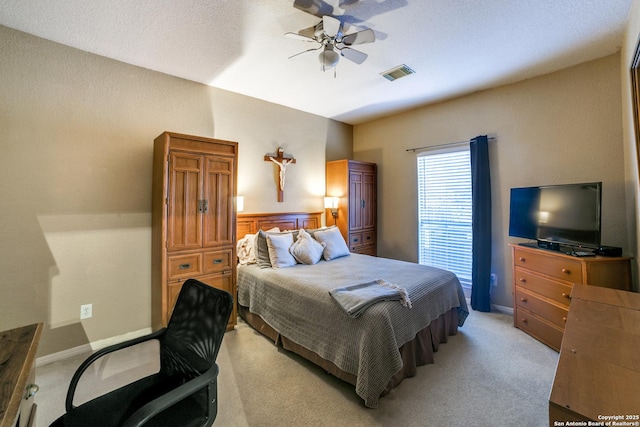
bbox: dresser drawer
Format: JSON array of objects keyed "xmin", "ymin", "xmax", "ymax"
[
  {"xmin": 167, "ymin": 253, "xmax": 202, "ymax": 280},
  {"xmin": 515, "ymin": 309, "xmax": 564, "ymax": 351},
  {"xmin": 349, "ymin": 232, "xmax": 363, "ymax": 247},
  {"xmin": 515, "ymin": 287, "xmax": 568, "ymax": 329},
  {"xmin": 203, "ymin": 249, "xmax": 233, "ymax": 274},
  {"xmin": 353, "ymin": 244, "xmax": 376, "ymax": 256},
  {"xmin": 362, "ymin": 231, "xmax": 376, "ymax": 246},
  {"xmin": 513, "ymin": 248, "xmax": 583, "ymax": 283},
  {"xmin": 514, "ymin": 267, "xmax": 573, "ymax": 307}
]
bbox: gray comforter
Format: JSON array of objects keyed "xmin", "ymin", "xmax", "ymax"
[{"xmin": 237, "ymin": 253, "xmax": 468, "ymax": 408}]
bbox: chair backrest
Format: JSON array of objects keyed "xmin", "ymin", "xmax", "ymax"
[{"xmin": 160, "ymin": 279, "xmax": 233, "ymax": 379}]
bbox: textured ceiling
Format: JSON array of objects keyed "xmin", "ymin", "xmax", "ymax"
[{"xmin": 0, "ymin": 0, "xmax": 632, "ymax": 124}]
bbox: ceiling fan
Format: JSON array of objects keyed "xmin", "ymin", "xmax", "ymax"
[{"xmin": 285, "ymin": 15, "xmax": 375, "ymax": 73}]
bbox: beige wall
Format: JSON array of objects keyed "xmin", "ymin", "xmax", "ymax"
[
  {"xmin": 353, "ymin": 53, "xmax": 630, "ymax": 308},
  {"xmin": 621, "ymin": 0, "xmax": 640, "ymax": 291},
  {"xmin": 0, "ymin": 25, "xmax": 352, "ymax": 356}
]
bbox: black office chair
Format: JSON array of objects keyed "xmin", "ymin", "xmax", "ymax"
[{"xmin": 50, "ymin": 279, "xmax": 233, "ymax": 427}]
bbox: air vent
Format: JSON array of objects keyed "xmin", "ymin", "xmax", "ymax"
[{"xmin": 381, "ymin": 64, "xmax": 415, "ymax": 81}]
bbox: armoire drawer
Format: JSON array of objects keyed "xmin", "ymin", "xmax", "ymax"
[
  {"xmin": 167, "ymin": 253, "xmax": 202, "ymax": 280},
  {"xmin": 513, "ymin": 248, "xmax": 583, "ymax": 283},
  {"xmin": 515, "ymin": 287, "xmax": 568, "ymax": 329},
  {"xmin": 514, "ymin": 267, "xmax": 573, "ymax": 307},
  {"xmin": 349, "ymin": 232, "xmax": 364, "ymax": 247},
  {"xmin": 203, "ymin": 249, "xmax": 233, "ymax": 274}
]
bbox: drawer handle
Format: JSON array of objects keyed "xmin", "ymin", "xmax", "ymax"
[
  {"xmin": 518, "ymin": 277, "xmax": 526, "ymax": 283},
  {"xmin": 179, "ymin": 263, "xmax": 191, "ymax": 270},
  {"xmin": 561, "ymin": 292, "xmax": 570, "ymax": 299},
  {"xmin": 26, "ymin": 383, "xmax": 39, "ymax": 399},
  {"xmin": 353, "ymin": 238, "xmax": 359, "ymax": 242},
  {"xmin": 520, "ymin": 297, "xmax": 527, "ymax": 303},
  {"xmin": 521, "ymin": 318, "xmax": 528, "ymax": 324},
  {"xmin": 562, "ymin": 317, "xmax": 567, "ymax": 322},
  {"xmin": 561, "ymin": 268, "xmax": 570, "ymax": 274},
  {"xmin": 519, "ymin": 257, "xmax": 526, "ymax": 262},
  {"xmin": 212, "ymin": 258, "xmax": 223, "ymax": 264},
  {"xmin": 366, "ymin": 236, "xmax": 371, "ymax": 240}
]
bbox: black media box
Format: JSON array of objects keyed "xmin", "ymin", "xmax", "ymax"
[
  {"xmin": 594, "ymin": 245, "xmax": 623, "ymax": 257},
  {"xmin": 537, "ymin": 241, "xmax": 560, "ymax": 251}
]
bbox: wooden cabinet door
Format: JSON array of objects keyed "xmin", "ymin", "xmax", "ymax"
[
  {"xmin": 349, "ymin": 168, "xmax": 375, "ymax": 232},
  {"xmin": 349, "ymin": 170, "xmax": 364, "ymax": 231},
  {"xmin": 361, "ymin": 170, "xmax": 376, "ymax": 229},
  {"xmin": 202, "ymin": 155, "xmax": 235, "ymax": 248},
  {"xmin": 168, "ymin": 152, "xmax": 203, "ymax": 251}
]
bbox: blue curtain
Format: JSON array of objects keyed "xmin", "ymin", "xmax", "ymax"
[{"xmin": 470, "ymin": 135, "xmax": 492, "ymax": 312}]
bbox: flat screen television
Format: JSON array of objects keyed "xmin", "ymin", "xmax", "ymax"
[{"xmin": 508, "ymin": 182, "xmax": 602, "ymax": 249}]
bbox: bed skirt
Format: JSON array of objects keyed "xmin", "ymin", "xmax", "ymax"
[{"xmin": 238, "ymin": 305, "xmax": 459, "ymax": 401}]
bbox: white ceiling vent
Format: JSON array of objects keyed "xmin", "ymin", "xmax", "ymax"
[{"xmin": 381, "ymin": 64, "xmax": 415, "ymax": 81}]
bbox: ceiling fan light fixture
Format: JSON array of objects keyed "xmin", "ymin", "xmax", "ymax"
[
  {"xmin": 319, "ymin": 48, "xmax": 339, "ymax": 69},
  {"xmin": 381, "ymin": 64, "xmax": 415, "ymax": 81}
]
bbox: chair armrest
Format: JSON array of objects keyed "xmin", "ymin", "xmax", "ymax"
[
  {"xmin": 65, "ymin": 328, "xmax": 166, "ymax": 412},
  {"xmin": 120, "ymin": 364, "xmax": 219, "ymax": 427}
]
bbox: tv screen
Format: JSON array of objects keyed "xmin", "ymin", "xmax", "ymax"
[{"xmin": 508, "ymin": 182, "xmax": 602, "ymax": 248}]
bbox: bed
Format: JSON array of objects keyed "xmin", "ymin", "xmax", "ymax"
[{"xmin": 236, "ymin": 212, "xmax": 469, "ymax": 408}]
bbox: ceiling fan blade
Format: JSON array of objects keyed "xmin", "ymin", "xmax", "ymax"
[
  {"xmin": 323, "ymin": 15, "xmax": 342, "ymax": 37},
  {"xmin": 284, "ymin": 32, "xmax": 316, "ymax": 42},
  {"xmin": 339, "ymin": 47, "xmax": 368, "ymax": 65},
  {"xmin": 342, "ymin": 28, "xmax": 375, "ymax": 46},
  {"xmin": 288, "ymin": 46, "xmax": 322, "ymax": 59},
  {"xmin": 293, "ymin": 0, "xmax": 334, "ymax": 18}
]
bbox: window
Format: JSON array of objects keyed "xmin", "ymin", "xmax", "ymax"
[{"xmin": 417, "ymin": 146, "xmax": 472, "ymax": 288}]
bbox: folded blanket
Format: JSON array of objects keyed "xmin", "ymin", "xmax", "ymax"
[{"xmin": 329, "ymin": 279, "xmax": 412, "ymax": 318}]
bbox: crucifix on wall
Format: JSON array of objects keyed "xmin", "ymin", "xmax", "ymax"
[{"xmin": 264, "ymin": 147, "xmax": 296, "ymax": 202}]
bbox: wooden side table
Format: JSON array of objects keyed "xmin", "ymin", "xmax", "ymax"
[{"xmin": 0, "ymin": 323, "xmax": 42, "ymax": 427}]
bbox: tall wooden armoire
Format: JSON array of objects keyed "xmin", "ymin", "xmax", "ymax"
[
  {"xmin": 326, "ymin": 160, "xmax": 377, "ymax": 256},
  {"xmin": 152, "ymin": 132, "xmax": 238, "ymax": 330}
]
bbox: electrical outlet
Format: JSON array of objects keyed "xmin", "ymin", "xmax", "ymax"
[
  {"xmin": 80, "ymin": 303, "xmax": 92, "ymax": 319},
  {"xmin": 490, "ymin": 273, "xmax": 497, "ymax": 288}
]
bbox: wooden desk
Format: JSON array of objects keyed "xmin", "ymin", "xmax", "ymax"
[
  {"xmin": 549, "ymin": 285, "xmax": 640, "ymax": 425},
  {"xmin": 0, "ymin": 323, "xmax": 42, "ymax": 427}
]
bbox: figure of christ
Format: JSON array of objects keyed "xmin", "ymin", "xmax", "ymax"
[{"xmin": 269, "ymin": 156, "xmax": 294, "ymax": 191}]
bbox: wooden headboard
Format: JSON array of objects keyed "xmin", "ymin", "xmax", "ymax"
[{"xmin": 237, "ymin": 212, "xmax": 323, "ymax": 237}]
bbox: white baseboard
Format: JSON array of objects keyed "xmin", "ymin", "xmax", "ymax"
[
  {"xmin": 491, "ymin": 304, "xmax": 514, "ymax": 315},
  {"xmin": 36, "ymin": 327, "xmax": 153, "ymax": 367},
  {"xmin": 465, "ymin": 297, "xmax": 514, "ymax": 315}
]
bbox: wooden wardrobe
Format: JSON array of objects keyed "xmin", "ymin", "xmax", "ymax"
[
  {"xmin": 326, "ymin": 160, "xmax": 377, "ymax": 256},
  {"xmin": 152, "ymin": 131, "xmax": 238, "ymax": 331}
]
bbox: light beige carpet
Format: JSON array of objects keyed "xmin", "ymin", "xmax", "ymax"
[{"xmin": 35, "ymin": 309, "xmax": 558, "ymax": 426}]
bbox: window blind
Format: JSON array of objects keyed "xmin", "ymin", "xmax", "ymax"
[{"xmin": 417, "ymin": 148, "xmax": 472, "ymax": 287}]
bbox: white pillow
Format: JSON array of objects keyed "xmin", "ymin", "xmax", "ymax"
[
  {"xmin": 266, "ymin": 232, "xmax": 297, "ymax": 268},
  {"xmin": 314, "ymin": 226, "xmax": 350, "ymax": 261},
  {"xmin": 289, "ymin": 229, "xmax": 325, "ymax": 265}
]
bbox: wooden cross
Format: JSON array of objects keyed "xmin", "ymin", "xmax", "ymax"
[{"xmin": 264, "ymin": 148, "xmax": 296, "ymax": 202}]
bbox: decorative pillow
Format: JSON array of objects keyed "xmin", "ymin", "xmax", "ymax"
[
  {"xmin": 255, "ymin": 227, "xmax": 280, "ymax": 268},
  {"xmin": 236, "ymin": 233, "xmax": 257, "ymax": 265},
  {"xmin": 289, "ymin": 228, "xmax": 325, "ymax": 265},
  {"xmin": 266, "ymin": 232, "xmax": 297, "ymax": 268},
  {"xmin": 304, "ymin": 225, "xmax": 335, "ymax": 239},
  {"xmin": 314, "ymin": 226, "xmax": 350, "ymax": 261}
]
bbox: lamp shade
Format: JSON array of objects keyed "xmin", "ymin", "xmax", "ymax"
[{"xmin": 324, "ymin": 196, "xmax": 339, "ymax": 209}]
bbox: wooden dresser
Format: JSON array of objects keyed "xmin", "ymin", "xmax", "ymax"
[
  {"xmin": 549, "ymin": 284, "xmax": 640, "ymax": 424},
  {"xmin": 510, "ymin": 244, "xmax": 631, "ymax": 351},
  {"xmin": 326, "ymin": 160, "xmax": 377, "ymax": 256},
  {"xmin": 152, "ymin": 132, "xmax": 238, "ymax": 331},
  {"xmin": 0, "ymin": 323, "xmax": 42, "ymax": 427}
]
